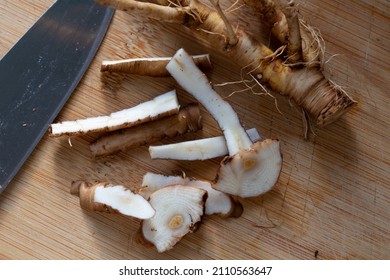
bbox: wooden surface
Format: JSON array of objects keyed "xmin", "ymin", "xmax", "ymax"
[{"xmin": 0, "ymin": 0, "xmax": 389, "ymax": 260}]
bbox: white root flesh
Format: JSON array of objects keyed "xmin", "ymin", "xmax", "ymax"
[
  {"xmin": 49, "ymin": 90, "xmax": 179, "ymax": 137},
  {"xmin": 215, "ymin": 138, "xmax": 282, "ymax": 197},
  {"xmin": 140, "ymin": 185, "xmax": 207, "ymax": 253},
  {"xmin": 140, "ymin": 172, "xmax": 190, "ymax": 198},
  {"xmin": 140, "ymin": 172, "xmax": 242, "ymax": 217},
  {"xmin": 167, "ymin": 49, "xmax": 253, "ymax": 156},
  {"xmin": 94, "ymin": 184, "xmax": 155, "ymax": 219},
  {"xmin": 166, "ymin": 48, "xmax": 282, "ymax": 197},
  {"xmin": 70, "ymin": 181, "xmax": 155, "ymax": 219},
  {"xmin": 149, "ymin": 128, "xmax": 261, "ymax": 160}
]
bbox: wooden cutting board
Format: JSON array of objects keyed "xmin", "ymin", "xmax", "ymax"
[{"xmin": 0, "ymin": 0, "xmax": 389, "ymax": 260}]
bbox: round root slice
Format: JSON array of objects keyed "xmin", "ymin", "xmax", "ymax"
[
  {"xmin": 140, "ymin": 172, "xmax": 242, "ymax": 217},
  {"xmin": 140, "ymin": 185, "xmax": 207, "ymax": 253},
  {"xmin": 214, "ymin": 139, "xmax": 282, "ymax": 198},
  {"xmin": 70, "ymin": 180, "xmax": 155, "ymax": 219}
]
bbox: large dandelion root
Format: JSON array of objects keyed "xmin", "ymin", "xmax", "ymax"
[{"xmin": 96, "ymin": 0, "xmax": 356, "ymax": 128}]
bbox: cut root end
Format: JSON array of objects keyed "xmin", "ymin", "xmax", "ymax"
[
  {"xmin": 49, "ymin": 90, "xmax": 180, "ymax": 137},
  {"xmin": 214, "ymin": 139, "xmax": 282, "ymax": 198},
  {"xmin": 70, "ymin": 180, "xmax": 155, "ymax": 219},
  {"xmin": 139, "ymin": 185, "xmax": 207, "ymax": 253}
]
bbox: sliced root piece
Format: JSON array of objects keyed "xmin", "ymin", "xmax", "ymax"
[
  {"xmin": 70, "ymin": 180, "xmax": 155, "ymax": 219},
  {"xmin": 90, "ymin": 103, "xmax": 202, "ymax": 157},
  {"xmin": 167, "ymin": 48, "xmax": 252, "ymax": 156},
  {"xmin": 101, "ymin": 54, "xmax": 212, "ymax": 76},
  {"xmin": 149, "ymin": 128, "xmax": 260, "ymax": 161},
  {"xmin": 139, "ymin": 185, "xmax": 207, "ymax": 252},
  {"xmin": 49, "ymin": 90, "xmax": 179, "ymax": 137},
  {"xmin": 166, "ymin": 48, "xmax": 282, "ymax": 197},
  {"xmin": 215, "ymin": 138, "xmax": 282, "ymax": 197},
  {"xmin": 140, "ymin": 172, "xmax": 243, "ymax": 217}
]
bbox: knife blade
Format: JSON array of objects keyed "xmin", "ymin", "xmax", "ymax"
[{"xmin": 0, "ymin": 0, "xmax": 114, "ymax": 193}]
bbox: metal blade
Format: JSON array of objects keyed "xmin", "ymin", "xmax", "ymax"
[{"xmin": 0, "ymin": 0, "xmax": 114, "ymax": 193}]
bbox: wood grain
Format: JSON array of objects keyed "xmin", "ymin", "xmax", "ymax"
[{"xmin": 0, "ymin": 0, "xmax": 389, "ymax": 259}]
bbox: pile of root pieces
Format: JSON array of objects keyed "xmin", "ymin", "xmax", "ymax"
[{"xmin": 50, "ymin": 0, "xmax": 356, "ymax": 253}]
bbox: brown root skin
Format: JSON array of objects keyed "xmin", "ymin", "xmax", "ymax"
[
  {"xmin": 96, "ymin": 0, "xmax": 190, "ymax": 23},
  {"xmin": 243, "ymin": 0, "xmax": 288, "ymax": 43},
  {"xmin": 244, "ymin": 0, "xmax": 322, "ymax": 66},
  {"xmin": 101, "ymin": 59, "xmax": 173, "ymax": 76},
  {"xmin": 90, "ymin": 103, "xmax": 202, "ymax": 157},
  {"xmin": 101, "ymin": 55, "xmax": 212, "ymax": 76},
  {"xmin": 282, "ymin": 3, "xmax": 303, "ymax": 65},
  {"xmin": 98, "ymin": 0, "xmax": 356, "ymax": 127},
  {"xmin": 70, "ymin": 180, "xmax": 120, "ymax": 214}
]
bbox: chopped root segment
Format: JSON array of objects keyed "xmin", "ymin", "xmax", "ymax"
[
  {"xmin": 49, "ymin": 90, "xmax": 179, "ymax": 137},
  {"xmin": 70, "ymin": 180, "xmax": 155, "ymax": 219},
  {"xmin": 167, "ymin": 48, "xmax": 253, "ymax": 156},
  {"xmin": 139, "ymin": 185, "xmax": 207, "ymax": 253},
  {"xmin": 90, "ymin": 103, "xmax": 203, "ymax": 157},
  {"xmin": 166, "ymin": 48, "xmax": 282, "ymax": 197},
  {"xmin": 140, "ymin": 172, "xmax": 243, "ymax": 217},
  {"xmin": 149, "ymin": 127, "xmax": 261, "ymax": 160},
  {"xmin": 101, "ymin": 54, "xmax": 212, "ymax": 77}
]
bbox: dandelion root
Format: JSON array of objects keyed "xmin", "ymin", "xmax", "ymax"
[{"xmin": 97, "ymin": 0, "xmax": 356, "ymax": 127}]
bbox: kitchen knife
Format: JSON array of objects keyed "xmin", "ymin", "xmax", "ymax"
[{"xmin": 0, "ymin": 0, "xmax": 114, "ymax": 193}]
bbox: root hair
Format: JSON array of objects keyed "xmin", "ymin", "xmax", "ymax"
[{"xmin": 299, "ymin": 19, "xmax": 326, "ymax": 66}]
